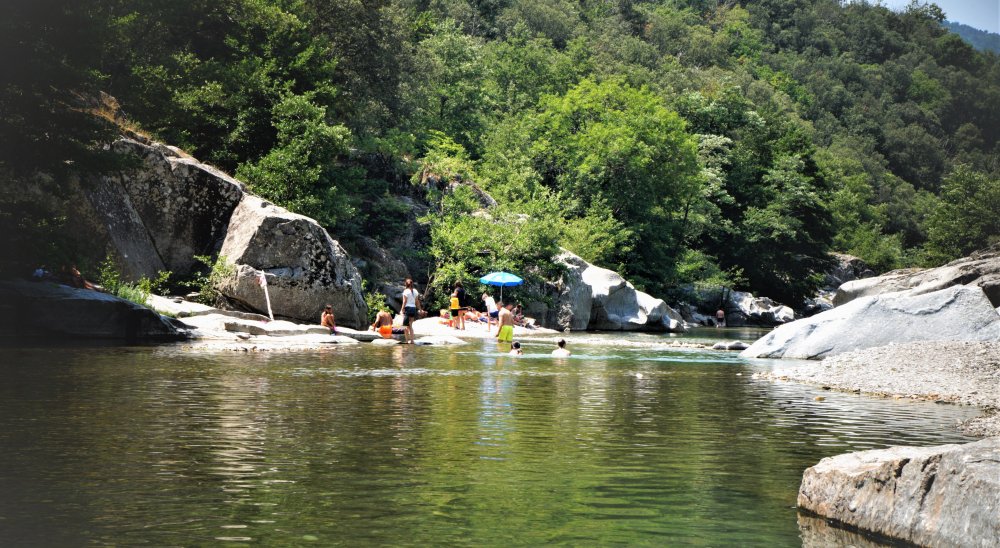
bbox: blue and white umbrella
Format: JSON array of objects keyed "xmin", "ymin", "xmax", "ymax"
[{"xmin": 479, "ymin": 271, "xmax": 523, "ymax": 303}]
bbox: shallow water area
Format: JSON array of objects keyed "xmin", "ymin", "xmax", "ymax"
[{"xmin": 0, "ymin": 330, "xmax": 979, "ymax": 546}]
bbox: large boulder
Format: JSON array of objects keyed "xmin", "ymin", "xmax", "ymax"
[
  {"xmin": 726, "ymin": 290, "xmax": 795, "ymax": 326},
  {"xmin": 85, "ymin": 139, "xmax": 245, "ymax": 278},
  {"xmin": 823, "ymin": 253, "xmax": 875, "ymax": 291},
  {"xmin": 533, "ymin": 250, "xmax": 685, "ymax": 332},
  {"xmin": 835, "ymin": 247, "xmax": 1000, "ymax": 307},
  {"xmin": 740, "ymin": 285, "xmax": 1000, "ymax": 359},
  {"xmin": 797, "ymin": 437, "xmax": 1000, "ymax": 547},
  {"xmin": 673, "ymin": 285, "xmax": 794, "ymax": 327},
  {"xmin": 0, "ymin": 280, "xmax": 183, "ymax": 341},
  {"xmin": 78, "ymin": 137, "xmax": 368, "ymax": 327},
  {"xmin": 218, "ymin": 196, "xmax": 367, "ymax": 328}
]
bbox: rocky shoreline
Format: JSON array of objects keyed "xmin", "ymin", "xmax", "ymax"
[{"xmin": 753, "ymin": 340, "xmax": 1000, "ymax": 437}]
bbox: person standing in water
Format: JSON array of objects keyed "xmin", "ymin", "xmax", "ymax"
[
  {"xmin": 496, "ymin": 303, "xmax": 514, "ymax": 344},
  {"xmin": 551, "ymin": 338, "xmax": 570, "ymax": 357},
  {"xmin": 400, "ymin": 278, "xmax": 422, "ymax": 344},
  {"xmin": 715, "ymin": 309, "xmax": 725, "ymax": 328},
  {"xmin": 509, "ymin": 341, "xmax": 523, "ymax": 355}
]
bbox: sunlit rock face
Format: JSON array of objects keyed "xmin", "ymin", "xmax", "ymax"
[
  {"xmin": 797, "ymin": 437, "xmax": 1000, "ymax": 547},
  {"xmin": 740, "ymin": 285, "xmax": 1000, "ymax": 360},
  {"xmin": 533, "ymin": 250, "xmax": 686, "ymax": 332},
  {"xmin": 834, "ymin": 247, "xmax": 1000, "ymax": 307},
  {"xmin": 219, "ymin": 196, "xmax": 366, "ymax": 328}
]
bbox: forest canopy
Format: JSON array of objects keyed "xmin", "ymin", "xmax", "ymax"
[{"xmin": 2, "ymin": 0, "xmax": 999, "ymax": 306}]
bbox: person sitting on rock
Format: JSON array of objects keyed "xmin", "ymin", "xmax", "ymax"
[
  {"xmin": 371, "ymin": 308, "xmax": 393, "ymax": 338},
  {"xmin": 321, "ymin": 304, "xmax": 337, "ymax": 333}
]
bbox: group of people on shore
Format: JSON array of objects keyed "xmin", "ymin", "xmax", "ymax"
[{"xmin": 325, "ymin": 278, "xmax": 569, "ymax": 355}]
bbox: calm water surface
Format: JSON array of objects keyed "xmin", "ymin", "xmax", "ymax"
[{"xmin": 0, "ymin": 330, "xmax": 979, "ymax": 546}]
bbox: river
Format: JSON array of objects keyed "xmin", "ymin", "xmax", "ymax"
[{"xmin": 0, "ymin": 329, "xmax": 979, "ymax": 546}]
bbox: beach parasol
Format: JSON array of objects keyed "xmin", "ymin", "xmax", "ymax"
[{"xmin": 479, "ymin": 271, "xmax": 523, "ymax": 303}]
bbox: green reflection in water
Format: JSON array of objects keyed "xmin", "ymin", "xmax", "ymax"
[{"xmin": 0, "ymin": 334, "xmax": 978, "ymax": 546}]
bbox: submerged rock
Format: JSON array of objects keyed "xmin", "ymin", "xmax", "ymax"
[
  {"xmin": 740, "ymin": 285, "xmax": 1000, "ymax": 359},
  {"xmin": 798, "ymin": 437, "xmax": 1000, "ymax": 547}
]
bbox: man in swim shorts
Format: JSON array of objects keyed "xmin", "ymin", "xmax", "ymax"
[
  {"xmin": 496, "ymin": 303, "xmax": 514, "ymax": 343},
  {"xmin": 371, "ymin": 308, "xmax": 394, "ymax": 338}
]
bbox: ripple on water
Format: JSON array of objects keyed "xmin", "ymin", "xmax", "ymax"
[{"xmin": 0, "ymin": 341, "xmax": 980, "ymax": 547}]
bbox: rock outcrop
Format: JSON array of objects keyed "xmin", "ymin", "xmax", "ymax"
[
  {"xmin": 0, "ymin": 280, "xmax": 184, "ymax": 341},
  {"xmin": 674, "ymin": 285, "xmax": 795, "ymax": 327},
  {"xmin": 532, "ymin": 250, "xmax": 686, "ymax": 332},
  {"xmin": 740, "ymin": 285, "xmax": 1000, "ymax": 359},
  {"xmin": 834, "ymin": 247, "xmax": 1000, "ymax": 307},
  {"xmin": 823, "ymin": 253, "xmax": 876, "ymax": 291},
  {"xmin": 80, "ymin": 137, "xmax": 368, "ymax": 327},
  {"xmin": 797, "ymin": 437, "xmax": 1000, "ymax": 547},
  {"xmin": 218, "ymin": 196, "xmax": 367, "ymax": 328},
  {"xmin": 726, "ymin": 290, "xmax": 795, "ymax": 326}
]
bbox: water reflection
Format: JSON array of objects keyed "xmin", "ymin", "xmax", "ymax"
[{"xmin": 0, "ymin": 338, "xmax": 980, "ymax": 546}]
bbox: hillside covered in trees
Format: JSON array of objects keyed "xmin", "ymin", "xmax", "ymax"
[{"xmin": 3, "ymin": 0, "xmax": 999, "ymax": 307}]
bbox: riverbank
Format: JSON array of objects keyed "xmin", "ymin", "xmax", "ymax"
[{"xmin": 753, "ymin": 340, "xmax": 1000, "ymax": 437}]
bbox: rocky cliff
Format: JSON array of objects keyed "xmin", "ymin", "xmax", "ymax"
[{"xmin": 81, "ymin": 137, "xmax": 368, "ymax": 327}]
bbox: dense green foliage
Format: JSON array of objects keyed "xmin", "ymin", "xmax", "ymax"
[
  {"xmin": 944, "ymin": 21, "xmax": 1000, "ymax": 54},
  {"xmin": 3, "ymin": 0, "xmax": 1000, "ymax": 306}
]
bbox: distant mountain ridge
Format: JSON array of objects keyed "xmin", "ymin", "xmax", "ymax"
[{"xmin": 944, "ymin": 20, "xmax": 1000, "ymax": 53}]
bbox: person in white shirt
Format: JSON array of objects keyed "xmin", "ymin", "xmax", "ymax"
[
  {"xmin": 400, "ymin": 278, "xmax": 422, "ymax": 344},
  {"xmin": 482, "ymin": 292, "xmax": 499, "ymax": 333}
]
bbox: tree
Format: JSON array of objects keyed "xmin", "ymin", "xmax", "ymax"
[
  {"xmin": 923, "ymin": 166, "xmax": 1000, "ymax": 264},
  {"xmin": 525, "ymin": 78, "xmax": 702, "ymax": 289},
  {"xmin": 235, "ymin": 94, "xmax": 354, "ymax": 228}
]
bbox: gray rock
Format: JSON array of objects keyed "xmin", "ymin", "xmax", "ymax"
[
  {"xmin": 97, "ymin": 139, "xmax": 244, "ymax": 277},
  {"xmin": 218, "ymin": 196, "xmax": 367, "ymax": 328},
  {"xmin": 797, "ymin": 437, "xmax": 1000, "ymax": 547},
  {"xmin": 835, "ymin": 247, "xmax": 1000, "ymax": 307},
  {"xmin": 545, "ymin": 251, "xmax": 593, "ymax": 330},
  {"xmin": 673, "ymin": 285, "xmax": 794, "ymax": 327},
  {"xmin": 822, "ymin": 253, "xmax": 875, "ymax": 291},
  {"xmin": 0, "ymin": 280, "xmax": 183, "ymax": 341},
  {"xmin": 712, "ymin": 340, "xmax": 749, "ymax": 351},
  {"xmin": 542, "ymin": 250, "xmax": 686, "ymax": 332},
  {"xmin": 727, "ymin": 290, "xmax": 795, "ymax": 326},
  {"xmin": 740, "ymin": 285, "xmax": 1000, "ymax": 359}
]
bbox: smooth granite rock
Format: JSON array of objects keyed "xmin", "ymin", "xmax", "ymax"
[
  {"xmin": 740, "ymin": 285, "xmax": 1000, "ymax": 359},
  {"xmin": 542, "ymin": 250, "xmax": 686, "ymax": 332},
  {"xmin": 0, "ymin": 280, "xmax": 183, "ymax": 341},
  {"xmin": 218, "ymin": 195, "xmax": 367, "ymax": 328},
  {"xmin": 798, "ymin": 437, "xmax": 1000, "ymax": 547},
  {"xmin": 835, "ymin": 247, "xmax": 1000, "ymax": 307}
]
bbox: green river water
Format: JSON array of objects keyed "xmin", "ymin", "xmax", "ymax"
[{"xmin": 0, "ymin": 329, "xmax": 980, "ymax": 546}]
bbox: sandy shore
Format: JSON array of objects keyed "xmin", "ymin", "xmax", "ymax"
[{"xmin": 754, "ymin": 341, "xmax": 1000, "ymax": 437}]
